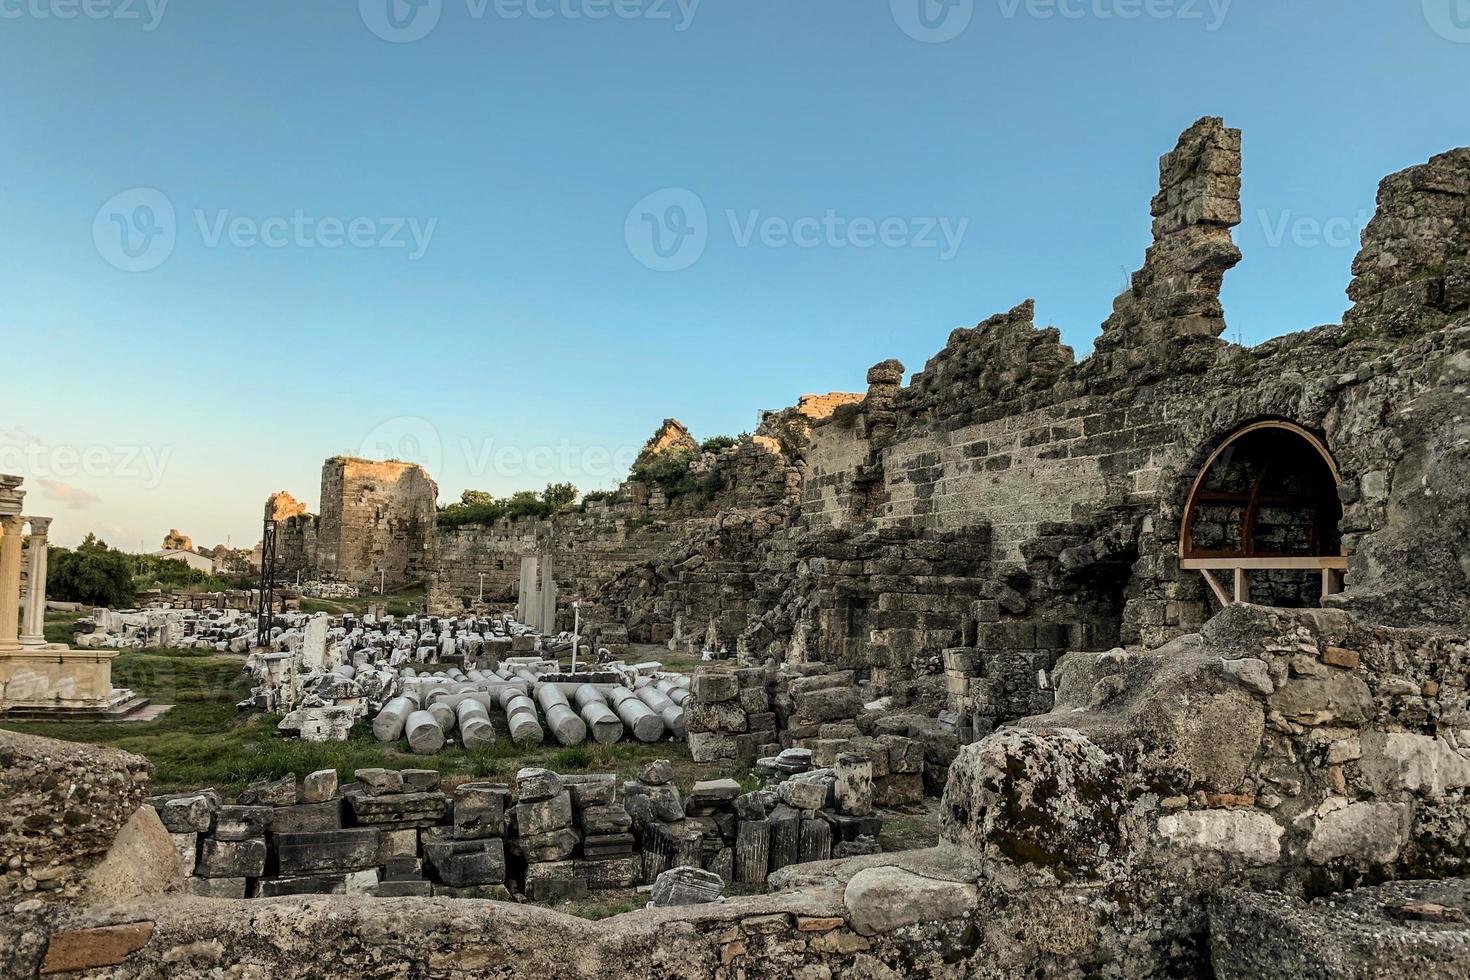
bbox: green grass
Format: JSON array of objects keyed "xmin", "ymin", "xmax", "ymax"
[
  {"xmin": 298, "ymin": 585, "xmax": 426, "ymax": 618},
  {"xmin": 2, "ymin": 611, "xmax": 733, "ymax": 797}
]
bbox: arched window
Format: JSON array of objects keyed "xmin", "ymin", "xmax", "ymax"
[{"xmin": 1179, "ymin": 421, "xmax": 1346, "ymax": 607}]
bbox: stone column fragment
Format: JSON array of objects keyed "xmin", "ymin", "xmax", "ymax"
[{"xmin": 734, "ymin": 818, "xmax": 770, "ymax": 884}]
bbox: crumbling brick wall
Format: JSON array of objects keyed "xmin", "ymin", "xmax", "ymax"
[{"xmin": 315, "ymin": 457, "xmax": 438, "ymax": 591}]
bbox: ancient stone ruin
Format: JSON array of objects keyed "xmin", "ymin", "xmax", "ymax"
[{"xmin": 4, "ymin": 119, "xmax": 1470, "ymax": 978}]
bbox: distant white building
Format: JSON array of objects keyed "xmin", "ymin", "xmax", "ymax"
[{"xmin": 150, "ymin": 549, "xmax": 214, "ymax": 573}]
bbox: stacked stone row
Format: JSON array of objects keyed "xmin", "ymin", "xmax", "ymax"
[
  {"xmin": 685, "ymin": 666, "xmax": 780, "ymax": 765},
  {"xmin": 692, "ymin": 661, "xmax": 957, "ymax": 805},
  {"xmin": 509, "ymin": 769, "xmax": 640, "ymax": 901},
  {"xmin": 623, "ymin": 758, "xmax": 886, "ymax": 890},
  {"xmin": 150, "ymin": 765, "xmax": 703, "ymax": 901},
  {"xmin": 151, "ymin": 767, "xmax": 513, "ymax": 899}
]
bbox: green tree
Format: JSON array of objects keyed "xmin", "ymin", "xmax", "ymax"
[
  {"xmin": 47, "ymin": 539, "xmax": 136, "ymax": 607},
  {"xmin": 459, "ymin": 489, "xmax": 494, "ymax": 508},
  {"xmin": 541, "ymin": 482, "xmax": 578, "ymax": 513}
]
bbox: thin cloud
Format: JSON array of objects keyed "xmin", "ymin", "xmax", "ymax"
[{"xmin": 35, "ymin": 479, "xmax": 101, "ymax": 510}]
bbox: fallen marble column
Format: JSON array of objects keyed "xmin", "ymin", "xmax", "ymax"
[
  {"xmin": 405, "ymin": 709, "xmax": 446, "ymax": 755},
  {"xmin": 633, "ymin": 685, "xmax": 686, "ymax": 737},
  {"xmin": 426, "ymin": 700, "xmax": 457, "ymax": 733},
  {"xmin": 455, "ymin": 699, "xmax": 496, "ymax": 750},
  {"xmin": 535, "ymin": 684, "xmax": 588, "ymax": 746},
  {"xmin": 609, "ymin": 686, "xmax": 665, "ymax": 742},
  {"xmin": 372, "ymin": 695, "xmax": 418, "ymax": 743},
  {"xmin": 498, "ymin": 689, "xmax": 545, "ymax": 746},
  {"xmin": 573, "ymin": 684, "xmax": 624, "ymax": 745}
]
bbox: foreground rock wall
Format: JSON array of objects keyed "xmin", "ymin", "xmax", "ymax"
[
  {"xmin": 0, "ymin": 732, "xmax": 152, "ymax": 902},
  {"xmin": 942, "ymin": 605, "xmax": 1470, "ymax": 900}
]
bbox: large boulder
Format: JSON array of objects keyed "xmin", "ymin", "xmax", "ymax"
[{"xmin": 941, "ymin": 728, "xmax": 1135, "ymax": 885}]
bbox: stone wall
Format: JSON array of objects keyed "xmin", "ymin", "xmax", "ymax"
[{"xmin": 315, "ymin": 457, "xmax": 439, "ymax": 591}]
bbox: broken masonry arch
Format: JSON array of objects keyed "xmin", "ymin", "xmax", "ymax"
[{"xmin": 1178, "ymin": 419, "xmax": 1346, "ymax": 609}]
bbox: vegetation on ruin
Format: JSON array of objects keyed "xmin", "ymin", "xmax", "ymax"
[
  {"xmin": 436, "ymin": 483, "xmax": 582, "ymax": 528},
  {"xmin": 699, "ymin": 434, "xmax": 741, "ymax": 453},
  {"xmin": 630, "ymin": 446, "xmax": 727, "ymax": 503}
]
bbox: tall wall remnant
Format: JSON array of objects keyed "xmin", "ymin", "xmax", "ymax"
[{"xmin": 315, "ymin": 457, "xmax": 438, "ymax": 591}]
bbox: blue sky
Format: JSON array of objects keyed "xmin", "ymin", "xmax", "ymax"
[{"xmin": 3, "ymin": 0, "xmax": 1468, "ymax": 549}]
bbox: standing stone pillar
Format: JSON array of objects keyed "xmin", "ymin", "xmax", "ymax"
[
  {"xmin": 516, "ymin": 556, "xmax": 538, "ymax": 625},
  {"xmin": 21, "ymin": 516, "xmax": 51, "ymax": 646},
  {"xmin": 537, "ymin": 550, "xmax": 557, "ymax": 633},
  {"xmin": 0, "ymin": 513, "xmax": 26, "ymax": 651}
]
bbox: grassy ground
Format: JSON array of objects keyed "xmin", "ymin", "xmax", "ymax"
[
  {"xmin": 2, "ymin": 612, "xmax": 729, "ymax": 797},
  {"xmin": 298, "ymin": 586, "xmax": 426, "ymax": 617}
]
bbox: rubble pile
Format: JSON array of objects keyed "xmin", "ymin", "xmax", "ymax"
[
  {"xmin": 74, "ymin": 607, "xmax": 259, "ymax": 651},
  {"xmin": 688, "ymin": 662, "xmax": 945, "ymax": 806}
]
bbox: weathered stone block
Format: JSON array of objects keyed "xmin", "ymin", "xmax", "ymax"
[
  {"xmin": 687, "ymin": 700, "xmax": 748, "ymax": 733},
  {"xmin": 575, "ymin": 855, "xmax": 641, "ymax": 890},
  {"xmin": 346, "ymin": 790, "xmax": 447, "ymax": 828},
  {"xmin": 515, "ymin": 790, "xmax": 573, "ymax": 836},
  {"xmin": 197, "ymin": 838, "xmax": 266, "ymax": 878},
  {"xmin": 691, "ymin": 672, "xmax": 739, "ymax": 703},
  {"xmin": 270, "ymin": 801, "xmax": 343, "ymax": 836},
  {"xmin": 214, "ymin": 806, "xmax": 271, "ymax": 841},
  {"xmin": 354, "ymin": 768, "xmax": 403, "ymax": 796},
  {"xmin": 516, "ymin": 767, "xmax": 562, "ymax": 801},
  {"xmin": 515, "ymin": 827, "xmax": 580, "ymax": 863},
  {"xmin": 185, "ymin": 875, "xmax": 247, "ymax": 898},
  {"xmin": 255, "ymin": 874, "xmax": 346, "ymax": 897},
  {"xmin": 274, "ymin": 828, "xmax": 381, "ymax": 875},
  {"xmin": 650, "ymin": 865, "xmax": 724, "ymax": 906},
  {"xmin": 301, "ymin": 769, "xmax": 339, "ymax": 804},
  {"xmin": 157, "ymin": 795, "xmax": 216, "ymax": 834},
  {"xmin": 239, "ymin": 775, "xmax": 298, "ymax": 808},
  {"xmin": 562, "ymin": 773, "xmax": 617, "ymax": 808},
  {"xmin": 401, "ymin": 769, "xmax": 441, "ymax": 793},
  {"xmin": 578, "ymin": 803, "xmax": 633, "ymax": 836},
  {"xmin": 452, "ymin": 782, "xmax": 508, "ymax": 838}
]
